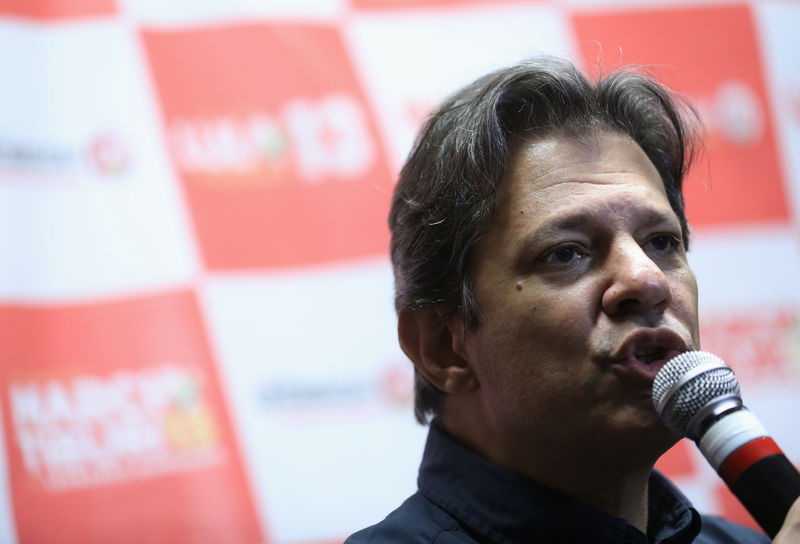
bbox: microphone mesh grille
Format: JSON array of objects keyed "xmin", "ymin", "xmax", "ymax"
[{"xmin": 652, "ymin": 351, "xmax": 741, "ymax": 436}]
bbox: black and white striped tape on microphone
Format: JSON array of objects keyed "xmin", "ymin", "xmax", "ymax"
[{"xmin": 653, "ymin": 351, "xmax": 800, "ymax": 538}]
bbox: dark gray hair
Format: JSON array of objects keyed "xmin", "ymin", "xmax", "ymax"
[{"xmin": 389, "ymin": 56, "xmax": 700, "ymax": 424}]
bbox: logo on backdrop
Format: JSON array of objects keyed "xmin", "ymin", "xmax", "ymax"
[
  {"xmin": 701, "ymin": 306, "xmax": 799, "ymax": 382},
  {"xmin": 0, "ymin": 132, "xmax": 131, "ymax": 182},
  {"xmin": 692, "ymin": 79, "xmax": 765, "ymax": 147},
  {"xmin": 257, "ymin": 360, "xmax": 413, "ymax": 414},
  {"xmin": 142, "ymin": 23, "xmax": 393, "ymax": 269},
  {"xmin": 169, "ymin": 93, "xmax": 374, "ymax": 184},
  {"xmin": 10, "ymin": 364, "xmax": 224, "ymax": 492},
  {"xmin": 791, "ymin": 87, "xmax": 800, "ymax": 130},
  {"xmin": 87, "ymin": 132, "xmax": 131, "ymax": 176}
]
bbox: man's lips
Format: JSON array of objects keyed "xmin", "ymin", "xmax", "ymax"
[{"xmin": 609, "ymin": 328, "xmax": 689, "ymax": 381}]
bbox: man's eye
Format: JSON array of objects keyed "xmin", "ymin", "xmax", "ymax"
[
  {"xmin": 647, "ymin": 234, "xmax": 681, "ymax": 252},
  {"xmin": 542, "ymin": 245, "xmax": 585, "ymax": 266},
  {"xmin": 554, "ymin": 247, "xmax": 578, "ymax": 263}
]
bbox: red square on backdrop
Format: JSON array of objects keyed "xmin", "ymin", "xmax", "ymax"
[
  {"xmin": 0, "ymin": 292, "xmax": 263, "ymax": 544},
  {"xmin": 142, "ymin": 24, "xmax": 394, "ymax": 270},
  {"xmin": 572, "ymin": 4, "xmax": 790, "ymax": 228},
  {"xmin": 0, "ymin": 0, "xmax": 115, "ymax": 18}
]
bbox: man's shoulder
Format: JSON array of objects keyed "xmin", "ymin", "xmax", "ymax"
[
  {"xmin": 696, "ymin": 515, "xmax": 770, "ymax": 544},
  {"xmin": 344, "ymin": 492, "xmax": 475, "ymax": 544}
]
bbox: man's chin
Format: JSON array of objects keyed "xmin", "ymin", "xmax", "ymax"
[
  {"xmin": 642, "ymin": 427, "xmax": 682, "ymax": 465},
  {"xmin": 603, "ymin": 417, "xmax": 682, "ymax": 466}
]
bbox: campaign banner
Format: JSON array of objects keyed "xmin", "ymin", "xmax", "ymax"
[
  {"xmin": 0, "ymin": 291, "xmax": 263, "ymax": 543},
  {"xmin": 142, "ymin": 23, "xmax": 393, "ymax": 270}
]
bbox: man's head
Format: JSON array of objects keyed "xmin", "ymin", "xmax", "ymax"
[{"xmin": 390, "ymin": 57, "xmax": 700, "ymax": 427}]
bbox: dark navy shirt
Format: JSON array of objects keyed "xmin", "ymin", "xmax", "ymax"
[{"xmin": 346, "ymin": 422, "xmax": 770, "ymax": 543}]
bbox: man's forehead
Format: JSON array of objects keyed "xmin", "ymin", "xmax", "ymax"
[
  {"xmin": 488, "ymin": 131, "xmax": 674, "ymax": 238},
  {"xmin": 499, "ymin": 132, "xmax": 665, "ymax": 205},
  {"xmin": 508, "ymin": 131, "xmax": 661, "ymax": 186}
]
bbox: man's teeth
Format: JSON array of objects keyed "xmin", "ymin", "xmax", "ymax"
[{"xmin": 634, "ymin": 347, "xmax": 665, "ymax": 364}]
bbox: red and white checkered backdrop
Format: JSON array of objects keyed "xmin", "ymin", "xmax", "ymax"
[{"xmin": 0, "ymin": 0, "xmax": 798, "ymax": 542}]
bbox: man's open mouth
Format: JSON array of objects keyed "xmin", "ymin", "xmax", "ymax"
[{"xmin": 634, "ymin": 346, "xmax": 667, "ymax": 365}]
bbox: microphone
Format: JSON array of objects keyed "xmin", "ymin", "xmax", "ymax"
[{"xmin": 652, "ymin": 351, "xmax": 800, "ymax": 538}]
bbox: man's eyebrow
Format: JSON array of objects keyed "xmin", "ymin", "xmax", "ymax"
[
  {"xmin": 515, "ymin": 207, "xmax": 681, "ymax": 253},
  {"xmin": 514, "ymin": 213, "xmax": 593, "ymax": 256}
]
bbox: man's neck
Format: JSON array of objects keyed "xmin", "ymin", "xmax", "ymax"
[
  {"xmin": 440, "ymin": 412, "xmax": 658, "ymax": 534},
  {"xmin": 561, "ymin": 465, "xmax": 652, "ymax": 533},
  {"xmin": 502, "ymin": 439, "xmax": 654, "ymax": 533}
]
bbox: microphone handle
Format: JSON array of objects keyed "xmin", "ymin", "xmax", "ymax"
[
  {"xmin": 697, "ymin": 410, "xmax": 800, "ymax": 538},
  {"xmin": 725, "ymin": 451, "xmax": 800, "ymax": 538}
]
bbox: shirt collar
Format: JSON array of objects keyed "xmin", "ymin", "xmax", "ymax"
[{"xmin": 417, "ymin": 421, "xmax": 701, "ymax": 543}]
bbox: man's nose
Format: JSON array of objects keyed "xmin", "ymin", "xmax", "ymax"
[{"xmin": 601, "ymin": 239, "xmax": 672, "ymax": 317}]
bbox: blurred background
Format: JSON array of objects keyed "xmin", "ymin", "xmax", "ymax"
[{"xmin": 0, "ymin": 0, "xmax": 798, "ymax": 542}]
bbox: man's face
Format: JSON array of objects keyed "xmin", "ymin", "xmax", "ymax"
[{"xmin": 460, "ymin": 131, "xmax": 700, "ymax": 465}]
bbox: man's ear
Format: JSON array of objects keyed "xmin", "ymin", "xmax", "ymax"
[{"xmin": 397, "ymin": 306, "xmax": 477, "ymax": 394}]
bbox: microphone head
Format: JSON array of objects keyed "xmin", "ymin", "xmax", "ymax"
[{"xmin": 652, "ymin": 351, "xmax": 741, "ymax": 437}]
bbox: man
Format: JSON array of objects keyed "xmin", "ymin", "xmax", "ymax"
[{"xmin": 346, "ymin": 57, "xmax": 800, "ymax": 543}]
